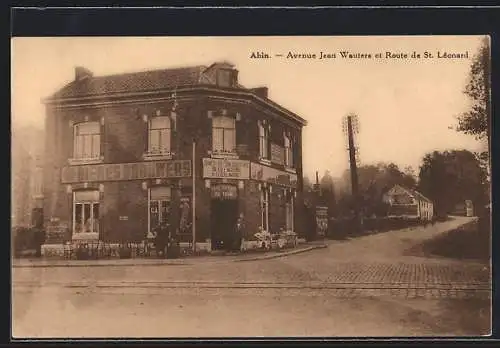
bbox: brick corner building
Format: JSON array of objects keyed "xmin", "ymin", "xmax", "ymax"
[{"xmin": 42, "ymin": 62, "xmax": 308, "ymax": 252}]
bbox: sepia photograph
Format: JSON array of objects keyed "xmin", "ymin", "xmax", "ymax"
[{"xmin": 11, "ymin": 35, "xmax": 491, "ymax": 338}]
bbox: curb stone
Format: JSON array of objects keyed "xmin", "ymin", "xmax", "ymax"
[{"xmin": 12, "ymin": 244, "xmax": 327, "ymax": 269}]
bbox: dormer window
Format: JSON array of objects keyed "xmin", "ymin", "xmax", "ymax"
[
  {"xmin": 148, "ymin": 116, "xmax": 172, "ymax": 155},
  {"xmin": 217, "ymin": 69, "xmax": 236, "ymax": 87}
]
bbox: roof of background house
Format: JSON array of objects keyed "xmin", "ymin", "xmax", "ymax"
[
  {"xmin": 409, "ymin": 189, "xmax": 433, "ymax": 204},
  {"xmin": 385, "ymin": 184, "xmax": 433, "ymax": 204}
]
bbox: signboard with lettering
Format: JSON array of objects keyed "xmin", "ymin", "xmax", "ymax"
[
  {"xmin": 61, "ymin": 160, "xmax": 192, "ymax": 184},
  {"xmin": 316, "ymin": 206, "xmax": 328, "ymax": 237},
  {"xmin": 202, "ymin": 158, "xmax": 250, "ymax": 179},
  {"xmin": 45, "ymin": 221, "xmax": 70, "ymax": 243},
  {"xmin": 250, "ymin": 163, "xmax": 298, "ymax": 188},
  {"xmin": 211, "ymin": 184, "xmax": 238, "ymax": 200},
  {"xmin": 270, "ymin": 143, "xmax": 284, "ymax": 165}
]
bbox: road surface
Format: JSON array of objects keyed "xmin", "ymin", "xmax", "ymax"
[{"xmin": 12, "ymin": 217, "xmax": 490, "ymax": 338}]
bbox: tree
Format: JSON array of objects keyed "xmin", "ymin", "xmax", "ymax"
[
  {"xmin": 455, "ymin": 37, "xmax": 491, "ymax": 178},
  {"xmin": 418, "ymin": 150, "xmax": 488, "ymax": 218},
  {"xmin": 319, "ymin": 170, "xmax": 337, "ymax": 217},
  {"xmin": 456, "ymin": 37, "xmax": 490, "ymax": 141},
  {"xmin": 336, "ymin": 162, "xmax": 417, "ymax": 217}
]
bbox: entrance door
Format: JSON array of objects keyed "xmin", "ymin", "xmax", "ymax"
[{"xmin": 210, "ymin": 185, "xmax": 238, "ymax": 251}]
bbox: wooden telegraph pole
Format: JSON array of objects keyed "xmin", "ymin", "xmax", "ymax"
[{"xmin": 343, "ymin": 113, "xmax": 362, "ymax": 234}]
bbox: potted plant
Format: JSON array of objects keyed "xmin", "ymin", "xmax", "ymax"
[{"xmin": 254, "ymin": 227, "xmax": 272, "ymax": 250}]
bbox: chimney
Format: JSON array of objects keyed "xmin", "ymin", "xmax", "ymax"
[
  {"xmin": 75, "ymin": 66, "xmax": 93, "ymax": 81},
  {"xmin": 250, "ymin": 87, "xmax": 268, "ymax": 99}
]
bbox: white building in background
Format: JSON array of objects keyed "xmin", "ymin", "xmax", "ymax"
[
  {"xmin": 382, "ymin": 184, "xmax": 434, "ymax": 221},
  {"xmin": 11, "ymin": 125, "xmax": 44, "ymax": 228}
]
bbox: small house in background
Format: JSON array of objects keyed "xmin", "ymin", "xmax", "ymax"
[
  {"xmin": 451, "ymin": 200, "xmax": 474, "ymax": 217},
  {"xmin": 382, "ymin": 184, "xmax": 434, "ymax": 221}
]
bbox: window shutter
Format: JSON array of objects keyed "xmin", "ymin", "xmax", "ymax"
[{"xmin": 236, "ymin": 115, "xmax": 246, "ymax": 145}]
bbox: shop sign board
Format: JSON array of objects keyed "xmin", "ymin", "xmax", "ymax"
[
  {"xmin": 250, "ymin": 162, "xmax": 298, "ymax": 188},
  {"xmin": 211, "ymin": 184, "xmax": 238, "ymax": 200},
  {"xmin": 61, "ymin": 160, "xmax": 192, "ymax": 184},
  {"xmin": 202, "ymin": 158, "xmax": 250, "ymax": 180}
]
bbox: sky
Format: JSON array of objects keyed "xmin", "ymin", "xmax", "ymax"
[{"xmin": 11, "ymin": 36, "xmax": 486, "ymax": 179}]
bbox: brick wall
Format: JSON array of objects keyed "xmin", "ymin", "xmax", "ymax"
[{"xmin": 43, "ymin": 93, "xmax": 305, "ymax": 244}]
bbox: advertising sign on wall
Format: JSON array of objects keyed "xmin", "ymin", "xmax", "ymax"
[
  {"xmin": 211, "ymin": 184, "xmax": 238, "ymax": 200},
  {"xmin": 315, "ymin": 206, "xmax": 328, "ymax": 237},
  {"xmin": 61, "ymin": 160, "xmax": 192, "ymax": 184},
  {"xmin": 202, "ymin": 158, "xmax": 250, "ymax": 179},
  {"xmin": 250, "ymin": 163, "xmax": 298, "ymax": 188}
]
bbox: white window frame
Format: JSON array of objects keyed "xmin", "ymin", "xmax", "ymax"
[
  {"xmin": 259, "ymin": 121, "xmax": 270, "ymax": 160},
  {"xmin": 212, "ymin": 115, "xmax": 236, "ymax": 155},
  {"xmin": 72, "ymin": 121, "xmax": 101, "ymax": 162},
  {"xmin": 284, "ymin": 132, "xmax": 294, "ymax": 169},
  {"xmin": 147, "ymin": 186, "xmax": 172, "ymax": 238},
  {"xmin": 146, "ymin": 116, "xmax": 172, "ymax": 158},
  {"xmin": 72, "ymin": 190, "xmax": 100, "ymax": 240},
  {"xmin": 260, "ymin": 187, "xmax": 270, "ymax": 232}
]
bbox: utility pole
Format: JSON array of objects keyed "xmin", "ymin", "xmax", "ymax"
[{"xmin": 343, "ymin": 113, "xmax": 362, "ymax": 233}]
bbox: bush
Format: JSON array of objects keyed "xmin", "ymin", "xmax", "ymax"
[{"xmin": 328, "ymin": 216, "xmax": 429, "ymax": 239}]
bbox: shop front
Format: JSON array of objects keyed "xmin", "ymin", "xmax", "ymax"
[{"xmin": 202, "ymin": 158, "xmax": 249, "ymax": 250}]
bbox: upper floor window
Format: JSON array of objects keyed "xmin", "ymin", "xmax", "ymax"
[
  {"xmin": 74, "ymin": 121, "xmax": 100, "ymax": 160},
  {"xmin": 212, "ymin": 115, "xmax": 236, "ymax": 153},
  {"xmin": 148, "ymin": 116, "xmax": 171, "ymax": 155},
  {"xmin": 284, "ymin": 133, "xmax": 294, "ymax": 168},
  {"xmin": 259, "ymin": 121, "xmax": 270, "ymax": 160}
]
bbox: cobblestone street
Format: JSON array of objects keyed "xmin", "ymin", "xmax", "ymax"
[{"xmin": 12, "ymin": 217, "xmax": 491, "ymax": 337}]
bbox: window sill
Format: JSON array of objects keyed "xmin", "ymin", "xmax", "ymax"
[
  {"xmin": 72, "ymin": 232, "xmax": 99, "ymax": 241},
  {"xmin": 259, "ymin": 158, "xmax": 272, "ymax": 166},
  {"xmin": 68, "ymin": 157, "xmax": 104, "ymax": 166},
  {"xmin": 143, "ymin": 152, "xmax": 174, "ymax": 161},
  {"xmin": 284, "ymin": 167, "xmax": 297, "ymax": 174},
  {"xmin": 210, "ymin": 151, "xmax": 239, "ymax": 159}
]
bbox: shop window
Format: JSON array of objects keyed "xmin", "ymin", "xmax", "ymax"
[
  {"xmin": 284, "ymin": 133, "xmax": 294, "ymax": 168},
  {"xmin": 212, "ymin": 115, "xmax": 236, "ymax": 154},
  {"xmin": 260, "ymin": 187, "xmax": 270, "ymax": 232},
  {"xmin": 259, "ymin": 121, "xmax": 270, "ymax": 160},
  {"xmin": 73, "ymin": 121, "xmax": 100, "ymax": 160},
  {"xmin": 149, "ymin": 186, "xmax": 172, "ymax": 233},
  {"xmin": 148, "ymin": 116, "xmax": 171, "ymax": 155},
  {"xmin": 73, "ymin": 190, "xmax": 100, "ymax": 235}
]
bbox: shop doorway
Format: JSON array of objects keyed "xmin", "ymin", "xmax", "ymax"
[{"xmin": 210, "ymin": 184, "xmax": 238, "ymax": 251}]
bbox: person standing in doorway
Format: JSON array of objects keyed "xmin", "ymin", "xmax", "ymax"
[{"xmin": 233, "ymin": 213, "xmax": 245, "ymax": 253}]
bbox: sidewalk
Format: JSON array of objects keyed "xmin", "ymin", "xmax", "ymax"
[{"xmin": 12, "ymin": 242, "xmax": 327, "ymax": 268}]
